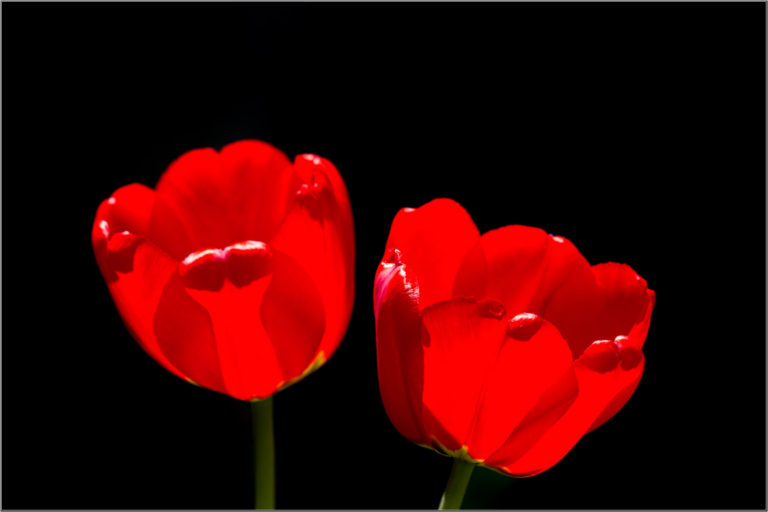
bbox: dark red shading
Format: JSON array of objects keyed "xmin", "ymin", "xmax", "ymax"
[
  {"xmin": 374, "ymin": 199, "xmax": 654, "ymax": 477},
  {"xmin": 92, "ymin": 140, "xmax": 354, "ymax": 401}
]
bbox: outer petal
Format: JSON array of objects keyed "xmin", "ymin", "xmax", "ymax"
[
  {"xmin": 270, "ymin": 155, "xmax": 354, "ymax": 359},
  {"xmin": 466, "ymin": 313, "xmax": 573, "ymax": 461},
  {"xmin": 541, "ymin": 262, "xmax": 655, "ymax": 358},
  {"xmin": 382, "ymin": 199, "xmax": 480, "ymax": 310},
  {"xmin": 486, "ymin": 338, "xmax": 645, "ymax": 477},
  {"xmin": 92, "ymin": 190, "xmax": 188, "ymax": 381},
  {"xmin": 153, "ymin": 246, "xmax": 325, "ymax": 401},
  {"xmin": 419, "ymin": 297, "xmax": 509, "ymax": 451},
  {"xmin": 154, "ymin": 141, "xmax": 296, "ymax": 252},
  {"xmin": 373, "ymin": 259, "xmax": 427, "ymax": 444},
  {"xmin": 93, "ymin": 182, "xmax": 198, "ymax": 262},
  {"xmin": 452, "ymin": 227, "xmax": 594, "ymax": 319}
]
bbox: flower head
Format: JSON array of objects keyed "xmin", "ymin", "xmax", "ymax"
[
  {"xmin": 93, "ymin": 140, "xmax": 354, "ymax": 401},
  {"xmin": 374, "ymin": 199, "xmax": 654, "ymax": 476}
]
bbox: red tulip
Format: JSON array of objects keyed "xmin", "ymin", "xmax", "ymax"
[
  {"xmin": 374, "ymin": 199, "xmax": 654, "ymax": 477},
  {"xmin": 92, "ymin": 140, "xmax": 354, "ymax": 401}
]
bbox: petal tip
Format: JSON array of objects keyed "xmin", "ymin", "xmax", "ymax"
[{"xmin": 506, "ymin": 313, "xmax": 544, "ymax": 341}]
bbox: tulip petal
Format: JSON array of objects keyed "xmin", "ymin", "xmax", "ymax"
[
  {"xmin": 453, "ymin": 227, "xmax": 594, "ymax": 318},
  {"xmin": 95, "ymin": 182, "xmax": 198, "ymax": 262},
  {"xmin": 542, "ymin": 262, "xmax": 655, "ymax": 358},
  {"xmin": 153, "ymin": 272, "xmax": 228, "ymax": 394},
  {"xmin": 148, "ymin": 193, "xmax": 199, "ymax": 261},
  {"xmin": 486, "ymin": 339, "xmax": 645, "ymax": 477},
  {"xmin": 107, "ymin": 183, "xmax": 155, "ymax": 238},
  {"xmin": 154, "ymin": 141, "xmax": 296, "ymax": 252},
  {"xmin": 260, "ymin": 250, "xmax": 326, "ymax": 389},
  {"xmin": 374, "ymin": 260, "xmax": 426, "ymax": 444},
  {"xmin": 154, "ymin": 248, "xmax": 325, "ymax": 400},
  {"xmin": 93, "ymin": 189, "xmax": 199, "ymax": 382},
  {"xmin": 383, "ymin": 199, "xmax": 480, "ymax": 310},
  {"xmin": 270, "ymin": 155, "xmax": 354, "ymax": 358},
  {"xmin": 420, "ymin": 297, "xmax": 510, "ymax": 451},
  {"xmin": 467, "ymin": 314, "xmax": 573, "ymax": 461},
  {"xmin": 103, "ymin": 238, "xmax": 189, "ymax": 382}
]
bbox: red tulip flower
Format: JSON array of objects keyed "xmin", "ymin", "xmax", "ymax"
[
  {"xmin": 374, "ymin": 199, "xmax": 654, "ymax": 495},
  {"xmin": 92, "ymin": 140, "xmax": 354, "ymax": 401}
]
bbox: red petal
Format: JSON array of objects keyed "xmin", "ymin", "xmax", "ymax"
[
  {"xmin": 373, "ymin": 259, "xmax": 426, "ymax": 444},
  {"xmin": 260, "ymin": 250, "xmax": 326, "ymax": 389},
  {"xmin": 419, "ymin": 297, "xmax": 510, "ymax": 451},
  {"xmin": 154, "ymin": 141, "xmax": 295, "ymax": 252},
  {"xmin": 541, "ymin": 262, "xmax": 655, "ymax": 358},
  {"xmin": 486, "ymin": 338, "xmax": 645, "ymax": 477},
  {"xmin": 466, "ymin": 314, "xmax": 573, "ymax": 461},
  {"xmin": 92, "ymin": 184, "xmax": 158, "ymax": 281},
  {"xmin": 94, "ymin": 182, "xmax": 197, "ymax": 262},
  {"xmin": 102, "ymin": 239, "xmax": 189, "ymax": 382},
  {"xmin": 148, "ymin": 193, "xmax": 198, "ymax": 261},
  {"xmin": 270, "ymin": 154, "xmax": 355, "ymax": 359},
  {"xmin": 153, "ymin": 272, "xmax": 228, "ymax": 394},
  {"xmin": 453, "ymin": 227, "xmax": 593, "ymax": 318},
  {"xmin": 106, "ymin": 231, "xmax": 143, "ymax": 273},
  {"xmin": 107, "ymin": 183, "xmax": 155, "ymax": 238},
  {"xmin": 92, "ymin": 191, "xmax": 193, "ymax": 381},
  {"xmin": 153, "ymin": 247, "xmax": 325, "ymax": 400},
  {"xmin": 179, "ymin": 249, "xmax": 227, "ymax": 291},
  {"xmin": 383, "ymin": 199, "xmax": 480, "ymax": 310}
]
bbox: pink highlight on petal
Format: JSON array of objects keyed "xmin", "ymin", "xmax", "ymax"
[
  {"xmin": 506, "ymin": 313, "xmax": 544, "ymax": 341},
  {"xmin": 224, "ymin": 240, "xmax": 273, "ymax": 288},
  {"xmin": 180, "ymin": 249, "xmax": 227, "ymax": 291}
]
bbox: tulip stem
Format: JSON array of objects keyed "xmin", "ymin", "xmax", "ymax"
[
  {"xmin": 251, "ymin": 396, "xmax": 275, "ymax": 509},
  {"xmin": 438, "ymin": 459, "xmax": 475, "ymax": 510}
]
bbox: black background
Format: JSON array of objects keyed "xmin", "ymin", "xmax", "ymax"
[{"xmin": 3, "ymin": 2, "xmax": 766, "ymax": 509}]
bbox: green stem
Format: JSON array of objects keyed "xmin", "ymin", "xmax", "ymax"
[
  {"xmin": 251, "ymin": 397, "xmax": 275, "ymax": 509},
  {"xmin": 438, "ymin": 459, "xmax": 475, "ymax": 510}
]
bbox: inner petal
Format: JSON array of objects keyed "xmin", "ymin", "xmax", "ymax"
[
  {"xmin": 452, "ymin": 226, "xmax": 593, "ymax": 318},
  {"xmin": 153, "ymin": 141, "xmax": 299, "ymax": 253},
  {"xmin": 541, "ymin": 262, "xmax": 654, "ymax": 358}
]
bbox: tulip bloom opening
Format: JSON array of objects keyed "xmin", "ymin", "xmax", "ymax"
[
  {"xmin": 92, "ymin": 140, "xmax": 355, "ymax": 402},
  {"xmin": 374, "ymin": 199, "xmax": 654, "ymax": 487}
]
